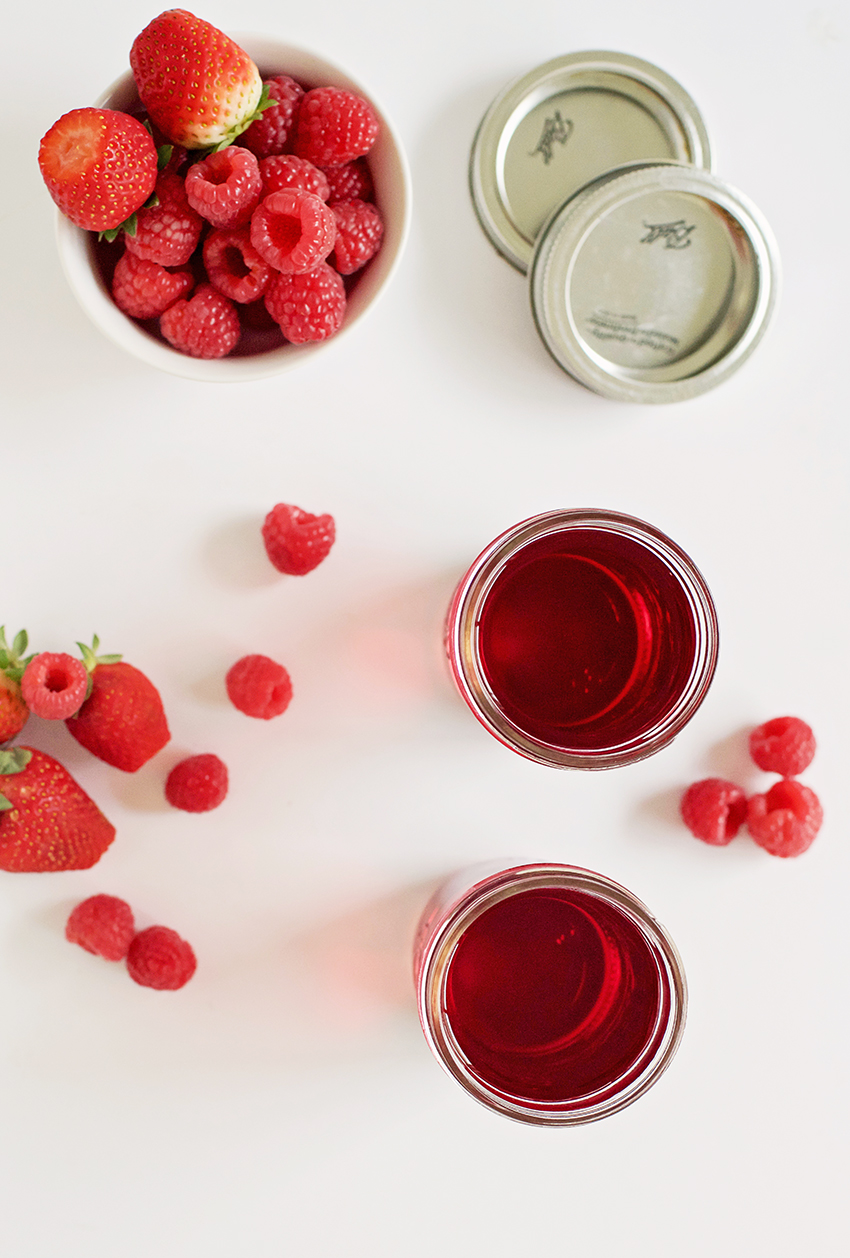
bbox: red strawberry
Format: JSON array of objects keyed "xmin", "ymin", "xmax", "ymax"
[
  {"xmin": 38, "ymin": 108, "xmax": 158, "ymax": 234},
  {"xmin": 130, "ymin": 10, "xmax": 268, "ymax": 150},
  {"xmin": 0, "ymin": 747, "xmax": 116, "ymax": 873},
  {"xmin": 0, "ymin": 628, "xmax": 34, "ymax": 743},
  {"xmin": 65, "ymin": 638, "xmax": 170, "ymax": 772}
]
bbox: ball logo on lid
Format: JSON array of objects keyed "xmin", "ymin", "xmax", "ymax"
[
  {"xmin": 640, "ymin": 218, "xmax": 696, "ymax": 249},
  {"xmin": 529, "ymin": 109, "xmax": 574, "ymax": 164}
]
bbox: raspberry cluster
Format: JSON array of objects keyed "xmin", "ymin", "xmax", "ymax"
[
  {"xmin": 66, "ymin": 894, "xmax": 197, "ymax": 989},
  {"xmin": 680, "ymin": 717, "xmax": 823, "ymax": 858},
  {"xmin": 103, "ymin": 80, "xmax": 383, "ymax": 359}
]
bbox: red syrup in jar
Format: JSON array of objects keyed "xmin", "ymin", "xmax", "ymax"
[
  {"xmin": 445, "ymin": 887, "xmax": 664, "ymax": 1104},
  {"xmin": 476, "ymin": 527, "xmax": 699, "ymax": 752}
]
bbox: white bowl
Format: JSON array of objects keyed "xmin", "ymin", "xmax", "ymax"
[{"xmin": 55, "ymin": 34, "xmax": 412, "ymax": 382}]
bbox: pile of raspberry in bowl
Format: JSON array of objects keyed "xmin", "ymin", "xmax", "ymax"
[{"xmin": 39, "ymin": 12, "xmax": 404, "ymax": 369}]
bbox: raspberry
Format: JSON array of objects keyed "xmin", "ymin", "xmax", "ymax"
[
  {"xmin": 262, "ymin": 503, "xmax": 336, "ymax": 575},
  {"xmin": 250, "ymin": 189, "xmax": 337, "ymax": 274},
  {"xmin": 259, "ymin": 154, "xmax": 330, "ymax": 200},
  {"xmin": 20, "ymin": 652, "xmax": 88, "ymax": 719},
  {"xmin": 293, "ymin": 87, "xmax": 379, "ymax": 166},
  {"xmin": 165, "ymin": 754, "xmax": 228, "ymax": 812},
  {"xmin": 66, "ymin": 894, "xmax": 135, "ymax": 961},
  {"xmin": 124, "ymin": 170, "xmax": 204, "ymax": 266},
  {"xmin": 265, "ymin": 264, "xmax": 346, "ymax": 343},
  {"xmin": 239, "ymin": 75, "xmax": 305, "ymax": 158},
  {"xmin": 160, "ymin": 283, "xmax": 241, "ymax": 358},
  {"xmin": 747, "ymin": 779, "xmax": 823, "ymax": 858},
  {"xmin": 112, "ymin": 249, "xmax": 194, "ymax": 320},
  {"xmin": 203, "ymin": 227, "xmax": 272, "ymax": 304},
  {"xmin": 749, "ymin": 717, "xmax": 816, "ymax": 777},
  {"xmin": 226, "ymin": 655, "xmax": 293, "ymax": 719},
  {"xmin": 330, "ymin": 199, "xmax": 384, "ymax": 274},
  {"xmin": 184, "ymin": 147, "xmax": 263, "ymax": 229},
  {"xmin": 127, "ymin": 925, "xmax": 197, "ymax": 990},
  {"xmin": 322, "ymin": 158, "xmax": 374, "ymax": 204},
  {"xmin": 680, "ymin": 778, "xmax": 749, "ymax": 846}
]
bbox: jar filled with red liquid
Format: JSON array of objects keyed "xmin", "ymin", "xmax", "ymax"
[
  {"xmin": 414, "ymin": 863, "xmax": 687, "ymax": 1125},
  {"xmin": 446, "ymin": 509, "xmax": 718, "ymax": 769}
]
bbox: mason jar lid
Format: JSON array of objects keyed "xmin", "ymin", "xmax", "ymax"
[
  {"xmin": 528, "ymin": 161, "xmax": 780, "ymax": 403},
  {"xmin": 470, "ymin": 51, "xmax": 712, "ymax": 274}
]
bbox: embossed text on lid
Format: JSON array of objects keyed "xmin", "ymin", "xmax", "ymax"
[
  {"xmin": 470, "ymin": 51, "xmax": 712, "ymax": 274},
  {"xmin": 529, "ymin": 162, "xmax": 780, "ymax": 403}
]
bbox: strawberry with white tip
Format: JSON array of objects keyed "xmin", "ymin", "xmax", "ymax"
[{"xmin": 130, "ymin": 9, "xmax": 270, "ymax": 151}]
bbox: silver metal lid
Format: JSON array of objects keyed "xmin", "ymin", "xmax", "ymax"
[
  {"xmin": 528, "ymin": 162, "xmax": 780, "ymax": 403},
  {"xmin": 470, "ymin": 51, "xmax": 712, "ymax": 274}
]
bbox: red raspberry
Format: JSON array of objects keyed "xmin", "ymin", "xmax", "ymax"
[
  {"xmin": 749, "ymin": 716, "xmax": 816, "ymax": 777},
  {"xmin": 322, "ymin": 158, "xmax": 374, "ymax": 204},
  {"xmin": 747, "ymin": 779, "xmax": 823, "ymax": 857},
  {"xmin": 239, "ymin": 75, "xmax": 305, "ymax": 158},
  {"xmin": 262, "ymin": 503, "xmax": 336, "ymax": 575},
  {"xmin": 226, "ymin": 655, "xmax": 292, "ymax": 719},
  {"xmin": 127, "ymin": 925, "xmax": 197, "ymax": 990},
  {"xmin": 165, "ymin": 754, "xmax": 228, "ymax": 812},
  {"xmin": 259, "ymin": 154, "xmax": 330, "ymax": 200},
  {"xmin": 20, "ymin": 652, "xmax": 88, "ymax": 719},
  {"xmin": 250, "ymin": 189, "xmax": 337, "ymax": 274},
  {"xmin": 330, "ymin": 199, "xmax": 384, "ymax": 274},
  {"xmin": 203, "ymin": 227, "xmax": 272, "ymax": 304},
  {"xmin": 265, "ymin": 264, "xmax": 346, "ymax": 343},
  {"xmin": 124, "ymin": 169, "xmax": 203, "ymax": 266},
  {"xmin": 160, "ymin": 283, "xmax": 241, "ymax": 358},
  {"xmin": 680, "ymin": 778, "xmax": 748, "ymax": 846},
  {"xmin": 185, "ymin": 147, "xmax": 262, "ymax": 229},
  {"xmin": 294, "ymin": 87, "xmax": 379, "ymax": 166},
  {"xmin": 66, "ymin": 894, "xmax": 135, "ymax": 961},
  {"xmin": 112, "ymin": 250, "xmax": 194, "ymax": 320}
]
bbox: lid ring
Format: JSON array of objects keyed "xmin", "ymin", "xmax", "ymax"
[{"xmin": 529, "ymin": 162, "xmax": 780, "ymax": 403}]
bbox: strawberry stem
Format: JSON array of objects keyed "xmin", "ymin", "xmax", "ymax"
[
  {"xmin": 0, "ymin": 627, "xmax": 35, "ymax": 683},
  {"xmin": 0, "ymin": 747, "xmax": 32, "ymax": 776},
  {"xmin": 75, "ymin": 636, "xmax": 123, "ymax": 705}
]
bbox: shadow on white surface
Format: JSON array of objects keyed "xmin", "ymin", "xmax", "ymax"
[
  {"xmin": 288, "ymin": 875, "xmax": 443, "ymax": 1017},
  {"xmin": 201, "ymin": 514, "xmax": 283, "ymax": 590},
  {"xmin": 703, "ymin": 723, "xmax": 759, "ymax": 784}
]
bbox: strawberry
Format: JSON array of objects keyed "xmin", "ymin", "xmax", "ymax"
[
  {"xmin": 130, "ymin": 10, "xmax": 269, "ymax": 151},
  {"xmin": 38, "ymin": 108, "xmax": 158, "ymax": 234},
  {"xmin": 65, "ymin": 637, "xmax": 170, "ymax": 772},
  {"xmin": 0, "ymin": 747, "xmax": 116, "ymax": 873},
  {"xmin": 0, "ymin": 628, "xmax": 34, "ymax": 743}
]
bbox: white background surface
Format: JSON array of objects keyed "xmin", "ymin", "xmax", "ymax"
[{"xmin": 2, "ymin": 1, "xmax": 848, "ymax": 1254}]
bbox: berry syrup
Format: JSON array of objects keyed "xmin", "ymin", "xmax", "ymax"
[
  {"xmin": 476, "ymin": 526, "xmax": 700, "ymax": 751},
  {"xmin": 445, "ymin": 886, "xmax": 664, "ymax": 1104}
]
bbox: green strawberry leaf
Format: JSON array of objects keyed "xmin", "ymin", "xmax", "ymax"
[
  {"xmin": 0, "ymin": 747, "xmax": 32, "ymax": 776},
  {"xmin": 0, "ymin": 792, "xmax": 13, "ymax": 811},
  {"xmin": 77, "ymin": 637, "xmax": 123, "ymax": 676},
  {"xmin": 0, "ymin": 628, "xmax": 34, "ymax": 680},
  {"xmin": 156, "ymin": 144, "xmax": 173, "ymax": 169},
  {"xmin": 254, "ymin": 82, "xmax": 274, "ymax": 117}
]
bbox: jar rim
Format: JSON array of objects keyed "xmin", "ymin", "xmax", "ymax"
[
  {"xmin": 416, "ymin": 863, "xmax": 688, "ymax": 1126},
  {"xmin": 446, "ymin": 508, "xmax": 719, "ymax": 769}
]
